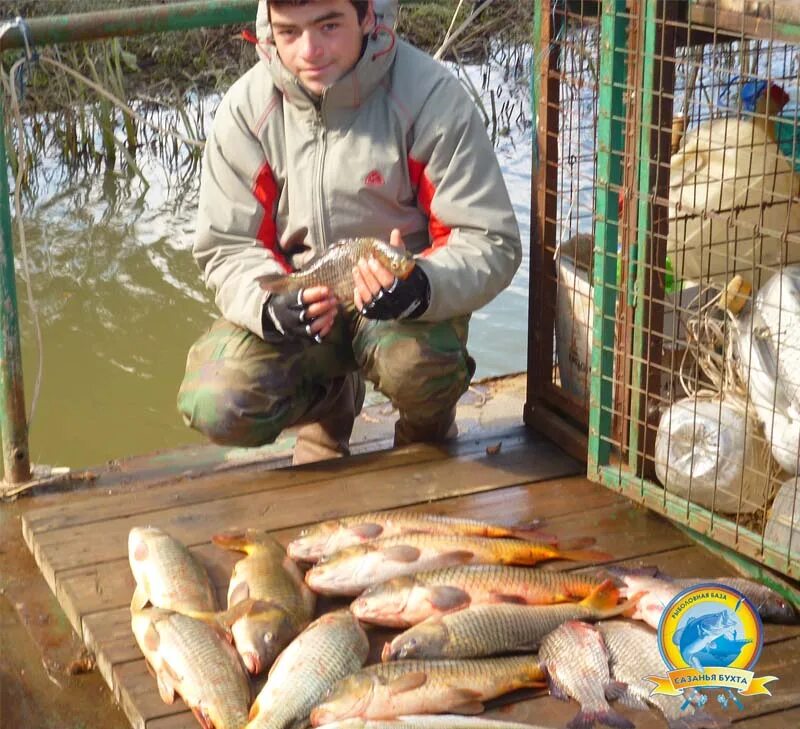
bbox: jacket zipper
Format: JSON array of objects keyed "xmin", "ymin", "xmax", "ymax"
[{"xmin": 313, "ymin": 102, "xmax": 328, "ymax": 252}]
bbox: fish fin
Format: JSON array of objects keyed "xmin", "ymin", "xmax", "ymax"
[
  {"xmin": 249, "ymin": 697, "xmax": 262, "ymax": 722},
  {"xmin": 130, "ymin": 583, "xmax": 150, "ymax": 611},
  {"xmin": 280, "ymin": 226, "xmax": 310, "ymax": 255},
  {"xmin": 257, "ymin": 273, "xmax": 293, "ymax": 294},
  {"xmin": 604, "ymin": 680, "xmax": 629, "ymax": 701},
  {"xmin": 229, "ymin": 580, "xmax": 250, "ymax": 606},
  {"xmin": 545, "ymin": 664, "xmax": 570, "ymax": 702},
  {"xmin": 667, "ymin": 712, "xmax": 731, "ymax": 729},
  {"xmin": 380, "ymin": 641, "xmax": 394, "ymax": 662},
  {"xmin": 351, "ymin": 523, "xmax": 385, "ymax": 539},
  {"xmin": 429, "ymin": 585, "xmax": 471, "ymax": 611},
  {"xmin": 489, "ymin": 592, "xmax": 528, "ymax": 605},
  {"xmin": 191, "ymin": 707, "xmax": 215, "ymax": 729},
  {"xmin": 131, "ymin": 539, "xmax": 149, "ymax": 561},
  {"xmin": 383, "ymin": 545, "xmax": 422, "ymax": 563},
  {"xmin": 579, "ymin": 578, "xmax": 621, "ymax": 611},
  {"xmin": 617, "ymin": 689, "xmax": 649, "ymax": 711},
  {"xmin": 141, "ymin": 621, "xmax": 160, "ymax": 653},
  {"xmin": 449, "ymin": 701, "xmax": 485, "ymax": 715},
  {"xmin": 220, "ymin": 597, "xmax": 264, "ymax": 627},
  {"xmin": 567, "ymin": 709, "xmax": 634, "ymax": 729},
  {"xmin": 211, "ymin": 529, "xmax": 255, "ymax": 553},
  {"xmin": 156, "ymin": 661, "xmax": 182, "ymax": 704},
  {"xmin": 557, "ymin": 546, "xmax": 614, "ymax": 564},
  {"xmin": 439, "ymin": 550, "xmax": 476, "ymax": 566},
  {"xmin": 388, "ymin": 671, "xmax": 428, "ymax": 694}
]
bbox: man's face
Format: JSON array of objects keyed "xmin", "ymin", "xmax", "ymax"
[{"xmin": 269, "ymin": 1, "xmax": 374, "ymax": 96}]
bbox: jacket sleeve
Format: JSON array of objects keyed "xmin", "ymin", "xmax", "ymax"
[
  {"xmin": 193, "ymin": 83, "xmax": 287, "ymax": 338},
  {"xmin": 407, "ymin": 75, "xmax": 522, "ymax": 322}
]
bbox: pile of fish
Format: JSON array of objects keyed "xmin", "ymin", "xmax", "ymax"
[{"xmin": 127, "ymin": 511, "xmax": 797, "ymax": 729}]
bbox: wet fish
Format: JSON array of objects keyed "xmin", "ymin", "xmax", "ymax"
[
  {"xmin": 257, "ymin": 238, "xmax": 416, "ymax": 301},
  {"xmin": 352, "ymin": 565, "xmax": 615, "ymax": 628},
  {"xmin": 316, "ymin": 716, "xmax": 556, "ymax": 729},
  {"xmin": 212, "ymin": 528, "xmax": 316, "ymax": 674},
  {"xmin": 538, "ymin": 620, "xmax": 633, "ymax": 729},
  {"xmin": 128, "ymin": 526, "xmax": 216, "ymax": 613},
  {"xmin": 245, "ymin": 609, "xmax": 369, "ymax": 729},
  {"xmin": 131, "ymin": 607, "xmax": 250, "ymax": 729},
  {"xmin": 287, "ymin": 511, "xmax": 548, "ymax": 563},
  {"xmin": 306, "ymin": 534, "xmax": 609, "ymax": 597},
  {"xmin": 382, "ymin": 579, "xmax": 631, "ymax": 660},
  {"xmin": 602, "ymin": 566, "xmax": 798, "ymax": 628},
  {"xmin": 310, "ymin": 655, "xmax": 546, "ymax": 725},
  {"xmin": 596, "ymin": 620, "xmax": 730, "ymax": 729}
]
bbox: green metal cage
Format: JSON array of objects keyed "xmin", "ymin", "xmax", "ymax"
[{"xmin": 530, "ymin": 0, "xmax": 800, "ymax": 582}]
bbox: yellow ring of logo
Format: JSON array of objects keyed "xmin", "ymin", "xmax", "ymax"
[{"xmin": 658, "ymin": 584, "xmax": 762, "ymax": 671}]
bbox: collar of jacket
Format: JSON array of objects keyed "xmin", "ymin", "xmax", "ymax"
[{"xmin": 255, "ymin": 25, "xmax": 397, "ymax": 113}]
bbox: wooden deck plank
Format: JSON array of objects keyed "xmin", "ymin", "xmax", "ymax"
[
  {"xmin": 26, "ymin": 435, "xmax": 580, "ymax": 587},
  {"xmin": 79, "ymin": 492, "xmax": 689, "ymax": 686},
  {"xmin": 62, "ymin": 480, "xmax": 629, "ymax": 638},
  {"xmin": 22, "ymin": 429, "xmax": 534, "ymax": 535}
]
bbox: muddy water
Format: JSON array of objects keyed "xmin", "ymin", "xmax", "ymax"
[{"xmin": 13, "ymin": 56, "xmax": 531, "ymax": 471}]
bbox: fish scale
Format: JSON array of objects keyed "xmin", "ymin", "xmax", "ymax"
[
  {"xmin": 245, "ymin": 610, "xmax": 369, "ymax": 729},
  {"xmin": 311, "ymin": 655, "xmax": 545, "ymax": 726},
  {"xmin": 258, "ymin": 238, "xmax": 415, "ymax": 301},
  {"xmin": 131, "ymin": 609, "xmax": 250, "ymax": 729},
  {"xmin": 387, "ymin": 599, "xmax": 624, "ymax": 660},
  {"xmin": 596, "ymin": 621, "xmax": 727, "ymax": 728},
  {"xmin": 307, "ymin": 534, "xmax": 606, "ymax": 597},
  {"xmin": 539, "ymin": 621, "xmax": 633, "ymax": 729}
]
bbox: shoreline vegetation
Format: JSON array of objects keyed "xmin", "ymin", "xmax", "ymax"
[{"xmin": 1, "ymin": 1, "xmax": 532, "ymax": 179}]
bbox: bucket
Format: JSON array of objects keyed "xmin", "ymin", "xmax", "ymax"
[{"xmin": 668, "ymin": 115, "xmax": 800, "ymax": 290}]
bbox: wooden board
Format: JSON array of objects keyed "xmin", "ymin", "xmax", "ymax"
[{"xmin": 20, "ymin": 426, "xmax": 800, "ymax": 729}]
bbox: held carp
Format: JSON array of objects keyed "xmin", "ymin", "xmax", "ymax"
[{"xmin": 257, "ymin": 238, "xmax": 415, "ymax": 302}]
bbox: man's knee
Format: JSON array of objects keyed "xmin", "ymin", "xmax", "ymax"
[
  {"xmin": 371, "ymin": 321, "xmax": 475, "ymax": 411},
  {"xmin": 178, "ymin": 368, "xmax": 294, "ymax": 447}
]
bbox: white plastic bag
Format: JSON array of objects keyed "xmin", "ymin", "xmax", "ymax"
[
  {"xmin": 654, "ymin": 397, "xmax": 772, "ymax": 513},
  {"xmin": 736, "ymin": 265, "xmax": 800, "ymax": 473},
  {"xmin": 765, "ymin": 477, "xmax": 800, "ymax": 556}
]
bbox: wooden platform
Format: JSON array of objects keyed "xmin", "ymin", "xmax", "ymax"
[{"xmin": 20, "ymin": 426, "xmax": 800, "ymax": 729}]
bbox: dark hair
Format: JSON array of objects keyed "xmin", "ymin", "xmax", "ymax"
[{"xmin": 267, "ymin": 1, "xmax": 370, "ymax": 24}]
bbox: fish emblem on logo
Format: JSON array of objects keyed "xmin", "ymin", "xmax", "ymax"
[{"xmin": 646, "ymin": 583, "xmax": 778, "ymax": 713}]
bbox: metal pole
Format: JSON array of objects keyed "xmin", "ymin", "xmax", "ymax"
[
  {"xmin": 0, "ymin": 0, "xmax": 259, "ymax": 50},
  {"xmin": 0, "ymin": 97, "xmax": 31, "ymax": 484}
]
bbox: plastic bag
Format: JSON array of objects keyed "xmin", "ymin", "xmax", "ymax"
[
  {"xmin": 736, "ymin": 265, "xmax": 800, "ymax": 474},
  {"xmin": 654, "ymin": 397, "xmax": 773, "ymax": 514}
]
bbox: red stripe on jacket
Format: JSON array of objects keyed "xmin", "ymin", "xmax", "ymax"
[
  {"xmin": 408, "ymin": 155, "xmax": 452, "ymax": 255},
  {"xmin": 252, "ymin": 163, "xmax": 291, "ymax": 273}
]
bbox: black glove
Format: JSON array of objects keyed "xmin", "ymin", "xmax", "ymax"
[
  {"xmin": 360, "ymin": 265, "xmax": 431, "ymax": 321},
  {"xmin": 262, "ymin": 290, "xmax": 323, "ymax": 343}
]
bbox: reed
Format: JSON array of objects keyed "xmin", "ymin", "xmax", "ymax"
[{"xmin": 1, "ymin": 1, "xmax": 532, "ymax": 182}]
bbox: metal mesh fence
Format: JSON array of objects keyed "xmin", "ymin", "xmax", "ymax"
[{"xmin": 531, "ymin": 0, "xmax": 800, "ymax": 579}]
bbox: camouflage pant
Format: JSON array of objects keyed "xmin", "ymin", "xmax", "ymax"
[{"xmin": 177, "ymin": 305, "xmax": 475, "ymax": 448}]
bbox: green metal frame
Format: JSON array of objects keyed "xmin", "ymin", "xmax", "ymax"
[
  {"xmin": 589, "ymin": 0, "xmax": 626, "ymax": 469},
  {"xmin": 587, "ymin": 0, "xmax": 800, "ymax": 593}
]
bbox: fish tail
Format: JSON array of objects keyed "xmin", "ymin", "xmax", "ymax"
[
  {"xmin": 567, "ymin": 709, "xmax": 635, "ymax": 729},
  {"xmin": 256, "ymin": 272, "xmax": 294, "ymax": 294},
  {"xmin": 211, "ymin": 530, "xmax": 256, "ymax": 554},
  {"xmin": 579, "ymin": 578, "xmax": 621, "ymax": 611}
]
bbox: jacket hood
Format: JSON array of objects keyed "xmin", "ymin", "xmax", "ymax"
[{"xmin": 254, "ymin": 2, "xmax": 398, "ymax": 111}]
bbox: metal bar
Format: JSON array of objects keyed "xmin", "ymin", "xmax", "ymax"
[
  {"xmin": 525, "ymin": 0, "xmax": 564, "ymax": 431},
  {"xmin": 598, "ymin": 465, "xmax": 800, "ymax": 582},
  {"xmin": 588, "ymin": 0, "xmax": 627, "ymax": 473},
  {"xmin": 628, "ymin": 0, "xmax": 673, "ymax": 478},
  {"xmin": 0, "ymin": 98, "xmax": 31, "ymax": 485},
  {"xmin": 0, "ymin": 1, "xmax": 259, "ymax": 50}
]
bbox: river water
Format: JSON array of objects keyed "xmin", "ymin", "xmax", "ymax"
[{"xmin": 13, "ymin": 51, "xmax": 532, "ymax": 470}]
